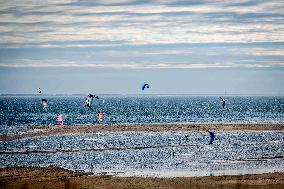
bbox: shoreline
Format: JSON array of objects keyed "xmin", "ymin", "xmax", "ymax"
[
  {"xmin": 1, "ymin": 123, "xmax": 284, "ymax": 141},
  {"xmin": 0, "ymin": 167, "xmax": 284, "ymax": 189}
]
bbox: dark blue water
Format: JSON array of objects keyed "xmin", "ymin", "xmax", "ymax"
[{"xmin": 0, "ymin": 96, "xmax": 284, "ymax": 134}]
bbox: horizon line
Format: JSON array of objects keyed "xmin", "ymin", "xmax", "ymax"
[{"xmin": 1, "ymin": 93, "xmax": 284, "ymax": 96}]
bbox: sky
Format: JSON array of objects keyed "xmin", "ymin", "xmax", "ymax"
[{"xmin": 0, "ymin": 0, "xmax": 284, "ymax": 95}]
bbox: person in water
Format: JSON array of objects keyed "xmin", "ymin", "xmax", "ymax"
[
  {"xmin": 98, "ymin": 112, "xmax": 103, "ymax": 123},
  {"xmin": 90, "ymin": 163, "xmax": 94, "ymax": 172},
  {"xmin": 57, "ymin": 114, "xmax": 63, "ymax": 126}
]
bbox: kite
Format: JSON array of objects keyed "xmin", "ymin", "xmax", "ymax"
[
  {"xmin": 208, "ymin": 131, "xmax": 215, "ymax": 145},
  {"xmin": 142, "ymin": 83, "xmax": 150, "ymax": 91},
  {"xmin": 86, "ymin": 94, "xmax": 99, "ymax": 108}
]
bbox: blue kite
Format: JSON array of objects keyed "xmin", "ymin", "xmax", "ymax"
[{"xmin": 142, "ymin": 83, "xmax": 150, "ymax": 91}]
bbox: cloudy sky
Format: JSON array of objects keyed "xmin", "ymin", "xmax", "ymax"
[{"xmin": 0, "ymin": 0, "xmax": 283, "ymax": 94}]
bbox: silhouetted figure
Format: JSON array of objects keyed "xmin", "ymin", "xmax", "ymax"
[
  {"xmin": 90, "ymin": 163, "xmax": 94, "ymax": 172},
  {"xmin": 220, "ymin": 97, "xmax": 225, "ymax": 108}
]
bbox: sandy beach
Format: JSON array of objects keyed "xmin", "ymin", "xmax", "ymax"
[
  {"xmin": 0, "ymin": 167, "xmax": 284, "ymax": 189},
  {"xmin": 1, "ymin": 123, "xmax": 284, "ymax": 141}
]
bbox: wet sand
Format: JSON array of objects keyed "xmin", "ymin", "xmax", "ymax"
[
  {"xmin": 1, "ymin": 123, "xmax": 283, "ymax": 141},
  {"xmin": 0, "ymin": 167, "xmax": 283, "ymax": 189}
]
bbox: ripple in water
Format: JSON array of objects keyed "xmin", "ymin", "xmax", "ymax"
[{"xmin": 0, "ymin": 96, "xmax": 284, "ymax": 134}]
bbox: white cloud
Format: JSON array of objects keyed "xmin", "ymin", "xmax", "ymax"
[
  {"xmin": 0, "ymin": 0, "xmax": 283, "ymax": 47},
  {"xmin": 1, "ymin": 58, "xmax": 283, "ymax": 69}
]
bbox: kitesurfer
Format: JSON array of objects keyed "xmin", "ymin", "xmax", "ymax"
[
  {"xmin": 42, "ymin": 99, "xmax": 48, "ymax": 108},
  {"xmin": 98, "ymin": 112, "xmax": 103, "ymax": 122},
  {"xmin": 57, "ymin": 114, "xmax": 63, "ymax": 126},
  {"xmin": 220, "ymin": 97, "xmax": 225, "ymax": 108}
]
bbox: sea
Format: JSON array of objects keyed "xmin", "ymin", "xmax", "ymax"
[
  {"xmin": 0, "ymin": 95, "xmax": 284, "ymax": 177},
  {"xmin": 0, "ymin": 95, "xmax": 284, "ymax": 134}
]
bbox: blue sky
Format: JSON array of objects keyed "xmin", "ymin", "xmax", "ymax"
[{"xmin": 0, "ymin": 0, "xmax": 283, "ymax": 94}]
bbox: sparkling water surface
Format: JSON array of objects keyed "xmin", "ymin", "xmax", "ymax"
[
  {"xmin": 1, "ymin": 131, "xmax": 284, "ymax": 177},
  {"xmin": 0, "ymin": 95, "xmax": 283, "ymax": 177},
  {"xmin": 0, "ymin": 96, "xmax": 283, "ymax": 134}
]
